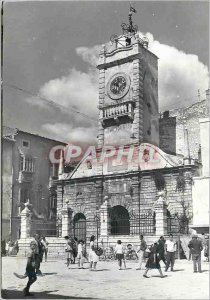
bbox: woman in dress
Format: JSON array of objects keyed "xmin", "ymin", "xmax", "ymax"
[
  {"xmin": 143, "ymin": 242, "xmax": 166, "ymax": 278},
  {"xmin": 89, "ymin": 235, "xmax": 99, "ymax": 271}
]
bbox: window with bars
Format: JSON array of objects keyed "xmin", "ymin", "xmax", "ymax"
[{"xmin": 19, "ymin": 155, "xmax": 35, "ymax": 172}]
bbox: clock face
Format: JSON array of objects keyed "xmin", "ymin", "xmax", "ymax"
[{"xmin": 107, "ymin": 73, "xmax": 130, "ymax": 100}]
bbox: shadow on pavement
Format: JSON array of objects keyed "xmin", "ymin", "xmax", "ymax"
[
  {"xmin": 42, "ymin": 273, "xmax": 58, "ymax": 276},
  {"xmin": 200, "ymin": 270, "xmax": 209, "ymax": 273},
  {"xmin": 94, "ymin": 269, "xmax": 110, "ymax": 271},
  {"xmin": 170, "ymin": 269, "xmax": 184, "ymax": 272},
  {"xmin": 1, "ymin": 289, "xmax": 98, "ymax": 299}
]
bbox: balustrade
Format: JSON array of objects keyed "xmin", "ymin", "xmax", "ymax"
[{"xmin": 102, "ymin": 102, "xmax": 134, "ymax": 119}]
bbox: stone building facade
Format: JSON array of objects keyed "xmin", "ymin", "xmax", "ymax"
[
  {"xmin": 159, "ymin": 93, "xmax": 209, "ymax": 159},
  {"xmin": 2, "ymin": 126, "xmax": 66, "ymax": 241}
]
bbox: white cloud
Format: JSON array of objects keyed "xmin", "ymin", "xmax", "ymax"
[
  {"xmin": 42, "ymin": 122, "xmax": 97, "ymax": 145},
  {"xmin": 145, "ymin": 32, "xmax": 209, "ymax": 110},
  {"xmin": 25, "ymin": 96, "xmax": 52, "ymax": 110},
  {"xmin": 76, "ymin": 45, "xmax": 101, "ymax": 66},
  {"xmin": 29, "ymin": 34, "xmax": 209, "ymax": 143},
  {"xmin": 39, "ymin": 68, "xmax": 98, "ymax": 117}
]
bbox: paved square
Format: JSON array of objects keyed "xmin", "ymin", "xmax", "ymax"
[{"xmin": 2, "ymin": 257, "xmax": 209, "ymax": 299}]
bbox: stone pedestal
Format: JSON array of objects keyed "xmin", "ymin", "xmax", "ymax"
[
  {"xmin": 100, "ymin": 199, "xmax": 111, "ymax": 242},
  {"xmin": 20, "ymin": 207, "xmax": 32, "ymax": 239},
  {"xmin": 154, "ymin": 192, "xmax": 168, "ymax": 236}
]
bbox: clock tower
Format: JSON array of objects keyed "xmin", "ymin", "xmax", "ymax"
[{"xmin": 97, "ymin": 9, "xmax": 159, "ymax": 148}]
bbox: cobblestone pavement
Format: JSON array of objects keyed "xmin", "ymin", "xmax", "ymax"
[{"xmin": 1, "ymin": 256, "xmax": 209, "ymax": 299}]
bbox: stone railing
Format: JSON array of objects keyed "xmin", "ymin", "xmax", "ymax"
[{"xmin": 102, "ymin": 101, "xmax": 134, "ymax": 119}]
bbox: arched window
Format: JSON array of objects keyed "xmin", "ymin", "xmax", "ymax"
[
  {"xmin": 73, "ymin": 213, "xmax": 86, "ymax": 242},
  {"xmin": 110, "ymin": 206, "xmax": 130, "ymax": 235}
]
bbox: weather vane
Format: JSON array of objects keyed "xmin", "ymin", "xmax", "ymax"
[
  {"xmin": 121, "ymin": 4, "xmax": 138, "ymax": 36},
  {"xmin": 110, "ymin": 4, "xmax": 149, "ymax": 48}
]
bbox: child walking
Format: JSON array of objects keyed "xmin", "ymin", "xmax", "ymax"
[
  {"xmin": 114, "ymin": 240, "xmax": 126, "ymax": 270},
  {"xmin": 14, "ymin": 241, "xmax": 37, "ymax": 296}
]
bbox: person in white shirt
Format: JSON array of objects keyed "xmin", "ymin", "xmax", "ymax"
[
  {"xmin": 165, "ymin": 234, "xmax": 177, "ymax": 272},
  {"xmin": 114, "ymin": 240, "xmax": 126, "ymax": 270},
  {"xmin": 77, "ymin": 240, "xmax": 85, "ymax": 269},
  {"xmin": 5, "ymin": 241, "xmax": 9, "ymax": 256}
]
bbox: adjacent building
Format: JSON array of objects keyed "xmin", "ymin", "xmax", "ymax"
[{"xmin": 2, "ymin": 126, "xmax": 66, "ymax": 241}]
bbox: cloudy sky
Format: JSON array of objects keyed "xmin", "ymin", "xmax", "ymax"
[{"xmin": 3, "ymin": 0, "xmax": 209, "ymax": 144}]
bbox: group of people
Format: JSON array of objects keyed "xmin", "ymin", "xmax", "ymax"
[
  {"xmin": 64, "ymin": 236, "xmax": 87, "ymax": 268},
  {"xmin": 15, "ymin": 232, "xmax": 209, "ymax": 296},
  {"xmin": 86, "ymin": 233, "xmax": 208, "ymax": 278},
  {"xmin": 113, "ymin": 234, "xmax": 175, "ymax": 278}
]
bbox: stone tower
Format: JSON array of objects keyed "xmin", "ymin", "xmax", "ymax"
[{"xmin": 97, "ymin": 10, "xmax": 159, "ymax": 148}]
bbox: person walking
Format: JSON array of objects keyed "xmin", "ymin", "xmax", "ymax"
[
  {"xmin": 136, "ymin": 235, "xmax": 147, "ymax": 270},
  {"xmin": 72, "ymin": 237, "xmax": 78, "ymax": 264},
  {"xmin": 157, "ymin": 236, "xmax": 166, "ymax": 265},
  {"xmin": 165, "ymin": 234, "xmax": 177, "ymax": 272},
  {"xmin": 64, "ymin": 236, "xmax": 74, "ymax": 268},
  {"xmin": 33, "ymin": 233, "xmax": 45, "ymax": 275},
  {"xmin": 204, "ymin": 235, "xmax": 209, "ymax": 262},
  {"xmin": 14, "ymin": 241, "xmax": 38, "ymax": 296},
  {"xmin": 114, "ymin": 240, "xmax": 126, "ymax": 270},
  {"xmin": 143, "ymin": 243, "xmax": 166, "ymax": 278},
  {"xmin": 77, "ymin": 240, "xmax": 85, "ymax": 269},
  {"xmin": 188, "ymin": 234, "xmax": 203, "ymax": 273},
  {"xmin": 89, "ymin": 235, "xmax": 99, "ymax": 271},
  {"xmin": 41, "ymin": 237, "xmax": 49, "ymax": 262},
  {"xmin": 5, "ymin": 241, "xmax": 9, "ymax": 256}
]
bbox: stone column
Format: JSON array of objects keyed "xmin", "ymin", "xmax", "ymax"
[
  {"xmin": 153, "ymin": 191, "xmax": 168, "ymax": 236},
  {"xmin": 61, "ymin": 207, "xmax": 70, "ymax": 237},
  {"xmin": 99, "ymin": 198, "xmax": 111, "ymax": 245},
  {"xmin": 20, "ymin": 206, "xmax": 32, "ymax": 239}
]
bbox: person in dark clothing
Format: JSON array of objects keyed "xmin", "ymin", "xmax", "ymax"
[
  {"xmin": 65, "ymin": 236, "xmax": 74, "ymax": 267},
  {"xmin": 188, "ymin": 234, "xmax": 203, "ymax": 273},
  {"xmin": 204, "ymin": 236, "xmax": 209, "ymax": 262},
  {"xmin": 24, "ymin": 241, "xmax": 37, "ymax": 296},
  {"xmin": 157, "ymin": 236, "xmax": 166, "ymax": 265},
  {"xmin": 143, "ymin": 243, "xmax": 166, "ymax": 278},
  {"xmin": 72, "ymin": 237, "xmax": 78, "ymax": 264},
  {"xmin": 34, "ymin": 233, "xmax": 45, "ymax": 275},
  {"xmin": 14, "ymin": 241, "xmax": 37, "ymax": 296}
]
